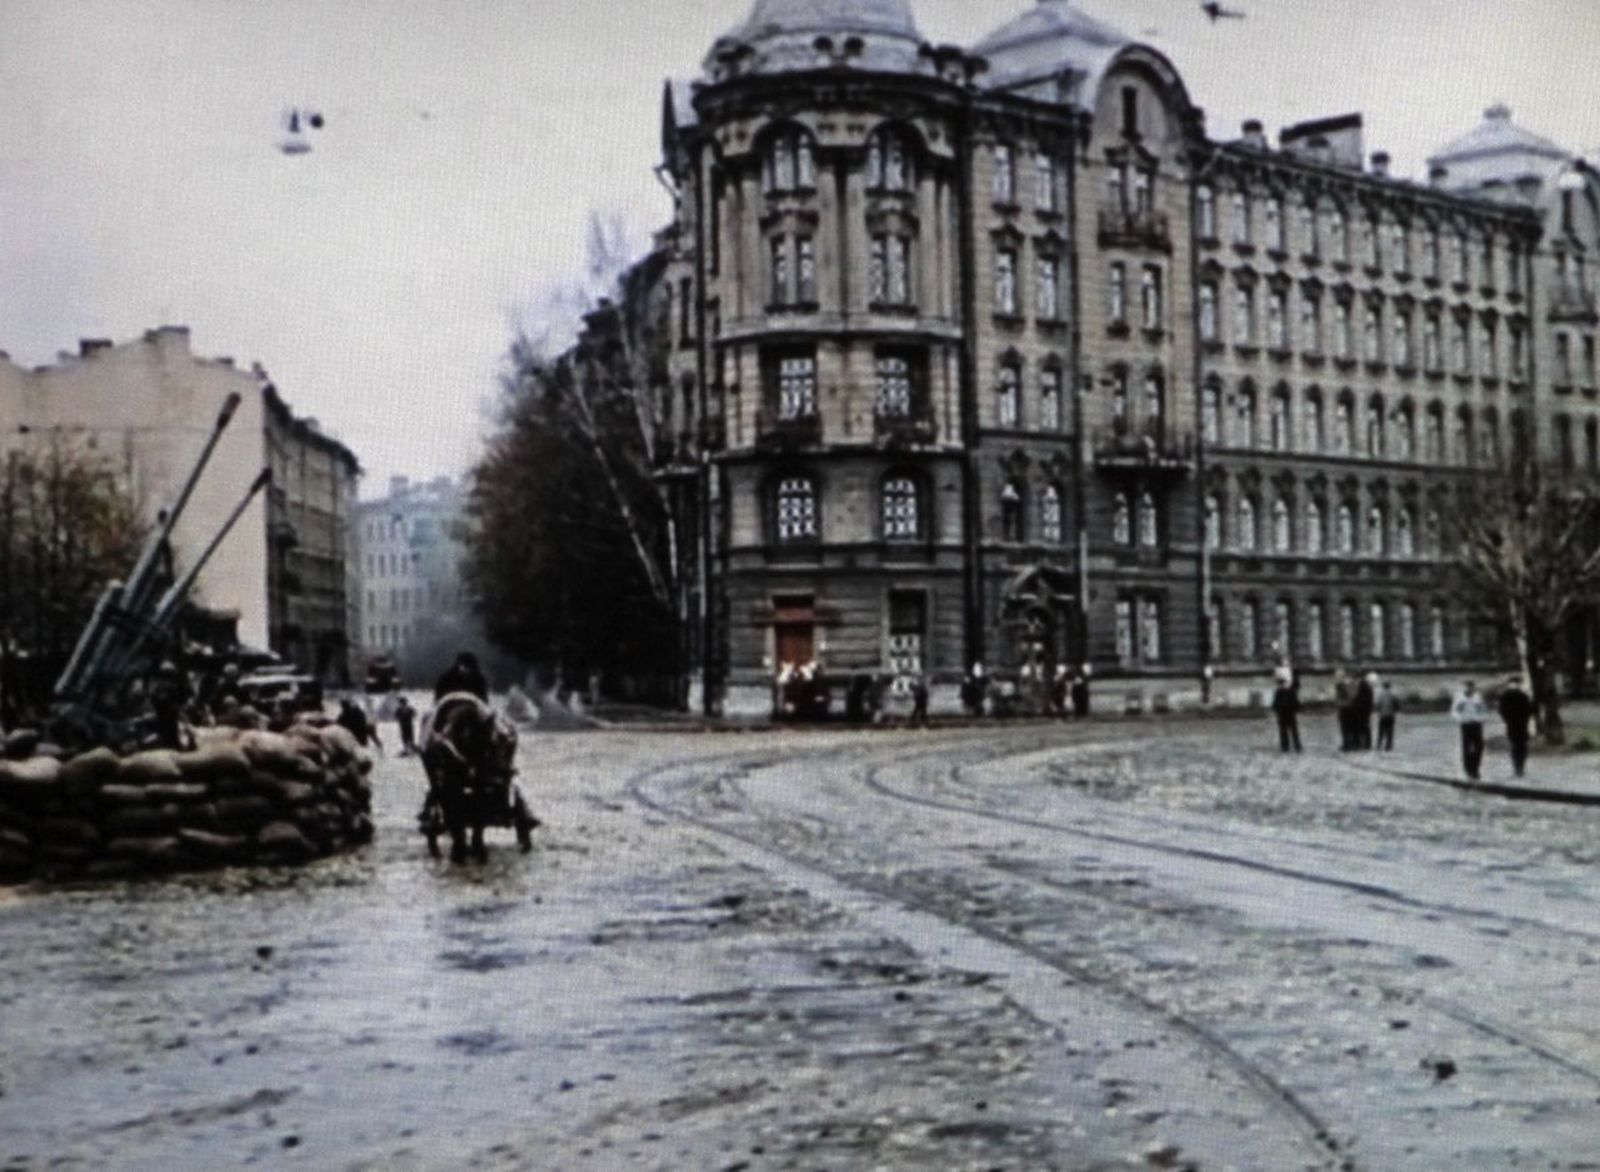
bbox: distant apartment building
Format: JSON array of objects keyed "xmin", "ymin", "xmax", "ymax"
[
  {"xmin": 0, "ymin": 326, "xmax": 362, "ymax": 681},
  {"xmin": 355, "ymin": 475, "xmax": 479, "ymax": 683}
]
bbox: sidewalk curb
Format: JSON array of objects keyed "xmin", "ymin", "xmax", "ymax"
[{"xmin": 1344, "ymin": 758, "xmax": 1600, "ymax": 807}]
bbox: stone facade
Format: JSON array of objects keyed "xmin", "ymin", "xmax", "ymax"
[
  {"xmin": 648, "ymin": 0, "xmax": 1600, "ymax": 714},
  {"xmin": 0, "ymin": 328, "xmax": 361, "ymax": 682}
]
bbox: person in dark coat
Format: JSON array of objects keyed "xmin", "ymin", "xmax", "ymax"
[
  {"xmin": 1070, "ymin": 664, "xmax": 1092, "ymax": 718},
  {"xmin": 434, "ymin": 652, "xmax": 489, "ymax": 703},
  {"xmin": 1271, "ymin": 677, "xmax": 1302, "ymax": 752},
  {"xmin": 1353, "ymin": 672, "xmax": 1376, "ymax": 750},
  {"xmin": 1497, "ymin": 676, "xmax": 1535, "ymax": 778},
  {"xmin": 337, "ymin": 698, "xmax": 384, "ymax": 753},
  {"xmin": 910, "ymin": 675, "xmax": 929, "ymax": 728},
  {"xmin": 960, "ymin": 663, "xmax": 988, "ymax": 717},
  {"xmin": 1332, "ymin": 670, "xmax": 1354, "ymax": 751},
  {"xmin": 394, "ymin": 695, "xmax": 418, "ymax": 756}
]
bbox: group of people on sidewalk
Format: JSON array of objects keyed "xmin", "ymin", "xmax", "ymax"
[{"xmin": 1270, "ymin": 666, "xmax": 1538, "ymax": 781}]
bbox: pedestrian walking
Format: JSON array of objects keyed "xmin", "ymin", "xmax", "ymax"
[
  {"xmin": 1051, "ymin": 664, "xmax": 1070, "ymax": 718},
  {"xmin": 960, "ymin": 662, "xmax": 988, "ymax": 717},
  {"xmin": 910, "ymin": 675, "xmax": 929, "ymax": 728},
  {"xmin": 338, "ymin": 697, "xmax": 385, "ymax": 755},
  {"xmin": 394, "ymin": 695, "xmax": 418, "ymax": 757},
  {"xmin": 1451, "ymin": 680, "xmax": 1488, "ymax": 781},
  {"xmin": 1375, "ymin": 681, "xmax": 1400, "ymax": 750},
  {"xmin": 1497, "ymin": 675, "xmax": 1534, "ymax": 778},
  {"xmin": 1271, "ymin": 677, "xmax": 1302, "ymax": 752}
]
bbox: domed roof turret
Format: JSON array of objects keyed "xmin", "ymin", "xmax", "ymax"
[
  {"xmin": 973, "ymin": 0, "xmax": 1129, "ymax": 102},
  {"xmin": 1427, "ymin": 104, "xmax": 1569, "ymax": 195},
  {"xmin": 703, "ymin": 0, "xmax": 928, "ymax": 82}
]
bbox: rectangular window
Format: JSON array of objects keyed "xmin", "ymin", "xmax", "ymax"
[
  {"xmin": 1200, "ymin": 282, "xmax": 1218, "ymax": 341},
  {"xmin": 996, "ymin": 248, "xmax": 1018, "ymax": 314},
  {"xmin": 1334, "ymin": 301, "xmax": 1352, "ymax": 359},
  {"xmin": 771, "ymin": 351, "xmax": 818, "ymax": 419},
  {"xmin": 1268, "ymin": 289, "xmax": 1287, "ymax": 350},
  {"xmin": 1040, "ymin": 368, "xmax": 1063, "ymax": 431},
  {"xmin": 1121, "ymin": 86, "xmax": 1139, "ymax": 137},
  {"xmin": 1301, "ymin": 294, "xmax": 1321, "ymax": 353},
  {"xmin": 1558, "ymin": 333, "xmax": 1573, "ymax": 384},
  {"xmin": 1234, "ymin": 285, "xmax": 1254, "ymax": 344},
  {"xmin": 1240, "ymin": 601, "xmax": 1258, "ymax": 661},
  {"xmin": 1266, "ymin": 197, "xmax": 1284, "ymax": 251},
  {"xmin": 1115, "ymin": 600, "xmax": 1135, "ymax": 661},
  {"xmin": 796, "ymin": 237, "xmax": 816, "ymax": 304},
  {"xmin": 889, "ymin": 237, "xmax": 910, "ymax": 305},
  {"xmin": 1139, "ymin": 599, "xmax": 1162, "ymax": 662},
  {"xmin": 770, "ymin": 236, "xmax": 789, "ymax": 305},
  {"xmin": 1035, "ymin": 153, "xmax": 1058, "ymax": 212},
  {"xmin": 1585, "ymin": 335, "xmax": 1596, "ymax": 386},
  {"xmin": 1038, "ymin": 255, "xmax": 1061, "ymax": 321},
  {"xmin": 874, "ymin": 352, "xmax": 914, "ymax": 417},
  {"xmin": 1307, "ymin": 604, "xmax": 1325, "ymax": 662},
  {"xmin": 1233, "ymin": 192, "xmax": 1250, "ymax": 245},
  {"xmin": 1141, "ymin": 265, "xmax": 1162, "ymax": 330},
  {"xmin": 1109, "ymin": 261, "xmax": 1126, "ymax": 323},
  {"xmin": 993, "ymin": 144, "xmax": 1015, "ymax": 204},
  {"xmin": 887, "ymin": 591, "xmax": 927, "ymax": 677}
]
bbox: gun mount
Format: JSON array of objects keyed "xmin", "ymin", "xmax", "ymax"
[{"xmin": 51, "ymin": 393, "xmax": 272, "ymax": 749}]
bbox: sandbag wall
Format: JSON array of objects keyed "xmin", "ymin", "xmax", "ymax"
[{"xmin": 0, "ymin": 724, "xmax": 373, "ymax": 882}]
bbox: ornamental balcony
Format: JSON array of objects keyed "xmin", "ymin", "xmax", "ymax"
[
  {"xmin": 755, "ymin": 406, "xmax": 821, "ymax": 451},
  {"xmin": 873, "ymin": 408, "xmax": 937, "ymax": 448},
  {"xmin": 1097, "ymin": 208, "xmax": 1171, "ymax": 251},
  {"xmin": 1092, "ymin": 421, "xmax": 1194, "ymax": 477}
]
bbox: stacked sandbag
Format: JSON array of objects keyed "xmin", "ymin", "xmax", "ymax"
[{"xmin": 0, "ymin": 722, "xmax": 372, "ymax": 884}]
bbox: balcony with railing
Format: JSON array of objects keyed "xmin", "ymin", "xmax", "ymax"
[
  {"xmin": 1092, "ymin": 420, "xmax": 1194, "ymax": 476},
  {"xmin": 756, "ymin": 406, "xmax": 822, "ymax": 451},
  {"xmin": 873, "ymin": 407, "xmax": 938, "ymax": 448},
  {"xmin": 1097, "ymin": 207, "xmax": 1171, "ymax": 251}
]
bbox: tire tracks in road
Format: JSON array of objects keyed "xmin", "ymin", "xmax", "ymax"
[{"xmin": 627, "ymin": 731, "xmax": 1358, "ymax": 1172}]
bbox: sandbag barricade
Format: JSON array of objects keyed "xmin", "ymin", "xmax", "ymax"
[{"xmin": 0, "ymin": 722, "xmax": 373, "ymax": 883}]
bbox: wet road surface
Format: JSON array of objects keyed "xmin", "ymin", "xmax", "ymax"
[{"xmin": 3, "ymin": 720, "xmax": 1598, "ymax": 1170}]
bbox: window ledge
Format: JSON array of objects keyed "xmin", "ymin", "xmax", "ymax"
[
  {"xmin": 868, "ymin": 302, "xmax": 919, "ymax": 317},
  {"xmin": 1233, "ymin": 343, "xmax": 1261, "ymax": 359},
  {"xmin": 1107, "ymin": 320, "xmax": 1132, "ymax": 339},
  {"xmin": 765, "ymin": 301, "xmax": 820, "ymax": 315},
  {"xmin": 1268, "ymin": 347, "xmax": 1294, "ymax": 363},
  {"xmin": 1141, "ymin": 327, "xmax": 1167, "ymax": 344},
  {"xmin": 993, "ymin": 312, "xmax": 1026, "ymax": 330},
  {"xmin": 1301, "ymin": 351, "xmax": 1326, "ymax": 367},
  {"xmin": 1332, "ymin": 356, "xmax": 1359, "ymax": 371},
  {"xmin": 1300, "ymin": 253, "xmax": 1322, "ymax": 267},
  {"xmin": 1233, "ymin": 242, "xmax": 1257, "ymax": 257}
]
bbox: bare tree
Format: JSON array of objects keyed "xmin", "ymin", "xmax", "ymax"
[{"xmin": 1449, "ymin": 457, "xmax": 1600, "ymax": 743}]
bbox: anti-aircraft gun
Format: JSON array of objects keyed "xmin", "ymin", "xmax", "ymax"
[{"xmin": 51, "ymin": 392, "xmax": 272, "ymax": 749}]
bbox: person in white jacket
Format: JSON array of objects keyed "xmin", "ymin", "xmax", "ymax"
[{"xmin": 1451, "ymin": 680, "xmax": 1489, "ymax": 780}]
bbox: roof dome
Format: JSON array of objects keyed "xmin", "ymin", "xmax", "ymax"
[
  {"xmin": 703, "ymin": 0, "xmax": 928, "ymax": 81},
  {"xmin": 1428, "ymin": 104, "xmax": 1569, "ymax": 194},
  {"xmin": 973, "ymin": 0, "xmax": 1129, "ymax": 100}
]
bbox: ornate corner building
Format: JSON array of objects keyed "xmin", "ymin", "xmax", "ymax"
[{"xmin": 646, "ymin": 0, "xmax": 1600, "ymax": 716}]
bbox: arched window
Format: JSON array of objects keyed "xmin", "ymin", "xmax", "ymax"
[
  {"xmin": 1336, "ymin": 503, "xmax": 1356, "ymax": 555},
  {"xmin": 1425, "ymin": 404, "xmax": 1445, "ymax": 462},
  {"xmin": 1000, "ymin": 480, "xmax": 1024, "ymax": 542},
  {"xmin": 1206, "ymin": 596, "xmax": 1224, "ymax": 659},
  {"xmin": 1423, "ymin": 507, "xmax": 1441, "ymax": 558},
  {"xmin": 1339, "ymin": 600, "xmax": 1358, "ymax": 659},
  {"xmin": 1307, "ymin": 601, "xmax": 1326, "ymax": 661},
  {"xmin": 1138, "ymin": 493, "xmax": 1159, "ymax": 548},
  {"xmin": 1236, "ymin": 496, "xmax": 1257, "ymax": 552},
  {"xmin": 1240, "ymin": 599, "xmax": 1260, "ymax": 660},
  {"xmin": 1399, "ymin": 603, "xmax": 1417, "ymax": 659},
  {"xmin": 997, "ymin": 363, "xmax": 1020, "ymax": 427},
  {"xmin": 1370, "ymin": 602, "xmax": 1388, "ymax": 658},
  {"xmin": 1040, "ymin": 483, "xmax": 1064, "ymax": 545},
  {"xmin": 764, "ymin": 126, "xmax": 816, "ymax": 193},
  {"xmin": 1334, "ymin": 397, "xmax": 1354, "ymax": 454},
  {"xmin": 1481, "ymin": 409, "xmax": 1501, "ymax": 464},
  {"xmin": 1367, "ymin": 504, "xmax": 1386, "ymax": 555},
  {"xmin": 1197, "ymin": 184, "xmax": 1216, "ymax": 238},
  {"xmin": 1275, "ymin": 599, "xmax": 1293, "ymax": 658},
  {"xmin": 1364, "ymin": 304, "xmax": 1381, "ymax": 362},
  {"xmin": 1113, "ymin": 493, "xmax": 1132, "ymax": 545},
  {"xmin": 1393, "ymin": 406, "xmax": 1415, "ymax": 460},
  {"xmin": 1143, "ymin": 371, "xmax": 1164, "ymax": 435},
  {"xmin": 1305, "ymin": 498, "xmax": 1326, "ymax": 554},
  {"xmin": 1202, "ymin": 381, "xmax": 1223, "ymax": 445},
  {"xmin": 1303, "ymin": 391, "xmax": 1324, "ymax": 452},
  {"xmin": 883, "ymin": 476, "xmax": 920, "ymax": 541},
  {"xmin": 1429, "ymin": 605, "xmax": 1446, "ymax": 659},
  {"xmin": 1395, "ymin": 507, "xmax": 1415, "ymax": 558},
  {"xmin": 1270, "ymin": 387, "xmax": 1291, "ymax": 451},
  {"xmin": 1454, "ymin": 407, "xmax": 1473, "ymax": 466},
  {"xmin": 776, "ymin": 476, "xmax": 818, "ymax": 542},
  {"xmin": 1040, "ymin": 367, "xmax": 1063, "ymax": 431},
  {"xmin": 1365, "ymin": 398, "xmax": 1385, "ymax": 458},
  {"xmin": 1272, "ymin": 496, "xmax": 1292, "ymax": 552},
  {"xmin": 867, "ymin": 127, "xmax": 913, "ymax": 191},
  {"xmin": 1204, "ymin": 494, "xmax": 1223, "ymax": 550},
  {"xmin": 1236, "ymin": 381, "xmax": 1257, "ymax": 448}
]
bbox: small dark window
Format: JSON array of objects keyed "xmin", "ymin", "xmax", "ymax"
[{"xmin": 1121, "ymin": 86, "xmax": 1138, "ymax": 137}]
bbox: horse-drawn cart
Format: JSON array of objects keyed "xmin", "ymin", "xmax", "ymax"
[{"xmin": 417, "ymin": 692, "xmax": 539, "ymax": 862}]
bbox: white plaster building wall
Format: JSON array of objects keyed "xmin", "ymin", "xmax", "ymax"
[{"xmin": 0, "ymin": 329, "xmax": 272, "ymax": 649}]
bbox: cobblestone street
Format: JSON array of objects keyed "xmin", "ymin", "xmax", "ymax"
[{"xmin": 3, "ymin": 716, "xmax": 1599, "ymax": 1171}]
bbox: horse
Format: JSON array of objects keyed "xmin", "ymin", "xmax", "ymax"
[{"xmin": 418, "ymin": 692, "xmax": 537, "ymax": 862}]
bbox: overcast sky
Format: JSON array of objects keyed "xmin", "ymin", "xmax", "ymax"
[{"xmin": 2, "ymin": 0, "xmax": 1597, "ymax": 495}]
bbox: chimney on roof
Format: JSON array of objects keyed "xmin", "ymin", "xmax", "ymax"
[
  {"xmin": 1241, "ymin": 119, "xmax": 1267, "ymax": 150},
  {"xmin": 1370, "ymin": 151, "xmax": 1390, "ymax": 178},
  {"xmin": 79, "ymin": 338, "xmax": 112, "ymax": 357},
  {"xmin": 1429, "ymin": 163, "xmax": 1449, "ymax": 186}
]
